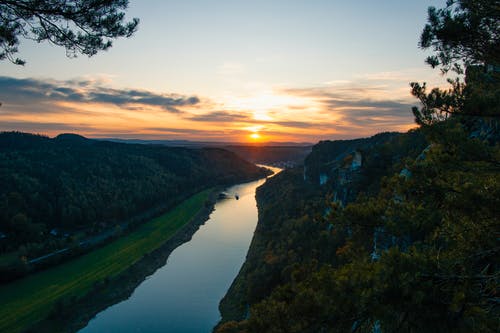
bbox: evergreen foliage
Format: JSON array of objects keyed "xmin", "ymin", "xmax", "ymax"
[
  {"xmin": 0, "ymin": 132, "xmax": 267, "ymax": 263},
  {"xmin": 411, "ymin": 0, "xmax": 499, "ymax": 125},
  {"xmin": 419, "ymin": 0, "xmax": 499, "ymax": 73},
  {"xmin": 224, "ymin": 122, "xmax": 499, "ymax": 333},
  {"xmin": 217, "ymin": 1, "xmax": 499, "ymax": 331},
  {"xmin": 0, "ymin": 0, "xmax": 138, "ymax": 65}
]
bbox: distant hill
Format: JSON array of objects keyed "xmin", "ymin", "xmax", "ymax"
[
  {"xmin": 223, "ymin": 145, "xmax": 312, "ymax": 168},
  {"xmin": 217, "ymin": 120, "xmax": 500, "ymax": 332},
  {"xmin": 96, "ymin": 138, "xmax": 312, "ymax": 167},
  {"xmin": 217, "ymin": 130, "xmax": 428, "ymax": 327},
  {"xmin": 97, "ymin": 138, "xmax": 312, "ymax": 148},
  {"xmin": 0, "ymin": 132, "xmax": 269, "ymax": 260}
]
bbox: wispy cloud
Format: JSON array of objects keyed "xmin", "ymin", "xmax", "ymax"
[
  {"xmin": 0, "ymin": 120, "xmax": 97, "ymax": 133},
  {"xmin": 282, "ymin": 84, "xmax": 416, "ymax": 136},
  {"xmin": 188, "ymin": 111, "xmax": 252, "ymax": 123},
  {"xmin": 142, "ymin": 127, "xmax": 256, "ymax": 141},
  {"xmin": 186, "ymin": 110, "xmax": 324, "ymax": 130},
  {"xmin": 0, "ymin": 72, "xmax": 422, "ymax": 142},
  {"xmin": 0, "ymin": 76, "xmax": 200, "ymax": 113}
]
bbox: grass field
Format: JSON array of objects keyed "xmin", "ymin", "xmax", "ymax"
[{"xmin": 0, "ymin": 189, "xmax": 211, "ymax": 333}]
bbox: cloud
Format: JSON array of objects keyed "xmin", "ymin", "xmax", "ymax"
[
  {"xmin": 142, "ymin": 127, "xmax": 255, "ymax": 141},
  {"xmin": 0, "ymin": 76, "xmax": 200, "ymax": 113},
  {"xmin": 0, "ymin": 74, "xmax": 420, "ymax": 142},
  {"xmin": 258, "ymin": 120, "xmax": 327, "ymax": 130},
  {"xmin": 282, "ymin": 85, "xmax": 415, "ymax": 135},
  {"xmin": 0, "ymin": 121, "xmax": 96, "ymax": 133},
  {"xmin": 188, "ymin": 111, "xmax": 252, "ymax": 122},
  {"xmin": 186, "ymin": 110, "xmax": 325, "ymax": 130},
  {"xmin": 283, "ymin": 86, "xmax": 388, "ymax": 100}
]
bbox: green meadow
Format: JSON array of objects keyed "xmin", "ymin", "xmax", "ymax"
[{"xmin": 0, "ymin": 189, "xmax": 211, "ymax": 333}]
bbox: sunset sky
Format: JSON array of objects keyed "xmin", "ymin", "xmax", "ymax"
[{"xmin": 0, "ymin": 0, "xmax": 448, "ymax": 143}]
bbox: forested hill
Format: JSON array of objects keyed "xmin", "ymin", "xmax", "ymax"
[
  {"xmin": 216, "ymin": 121, "xmax": 499, "ymax": 332},
  {"xmin": 96, "ymin": 139, "xmax": 313, "ymax": 168},
  {"xmin": 216, "ymin": 130, "xmax": 427, "ymax": 326},
  {"xmin": 223, "ymin": 145, "xmax": 312, "ymax": 168},
  {"xmin": 0, "ymin": 132, "xmax": 269, "ymax": 258}
]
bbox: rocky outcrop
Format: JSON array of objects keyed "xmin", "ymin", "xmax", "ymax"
[
  {"xmin": 303, "ymin": 132, "xmax": 399, "ymax": 185},
  {"xmin": 216, "ymin": 130, "xmax": 429, "ymax": 330}
]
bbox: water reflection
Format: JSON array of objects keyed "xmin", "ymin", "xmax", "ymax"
[{"xmin": 80, "ymin": 167, "xmax": 280, "ymax": 333}]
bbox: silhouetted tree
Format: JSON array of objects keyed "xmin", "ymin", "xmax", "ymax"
[
  {"xmin": 411, "ymin": 0, "xmax": 500, "ymax": 125},
  {"xmin": 420, "ymin": 0, "xmax": 499, "ymax": 74},
  {"xmin": 0, "ymin": 0, "xmax": 139, "ymax": 65}
]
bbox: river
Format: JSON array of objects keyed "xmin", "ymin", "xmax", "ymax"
[{"xmin": 80, "ymin": 166, "xmax": 280, "ymax": 333}]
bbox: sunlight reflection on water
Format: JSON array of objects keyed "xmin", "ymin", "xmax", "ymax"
[{"xmin": 80, "ymin": 166, "xmax": 280, "ymax": 333}]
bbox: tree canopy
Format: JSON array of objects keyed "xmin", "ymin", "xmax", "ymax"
[
  {"xmin": 411, "ymin": 0, "xmax": 499, "ymax": 125},
  {"xmin": 0, "ymin": 0, "xmax": 139, "ymax": 65},
  {"xmin": 420, "ymin": 0, "xmax": 499, "ymax": 74},
  {"xmin": 0, "ymin": 132, "xmax": 269, "ymax": 282},
  {"xmin": 216, "ymin": 2, "xmax": 500, "ymax": 332}
]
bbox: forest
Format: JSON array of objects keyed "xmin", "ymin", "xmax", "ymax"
[
  {"xmin": 223, "ymin": 145, "xmax": 312, "ymax": 168},
  {"xmin": 217, "ymin": 106, "xmax": 499, "ymax": 333},
  {"xmin": 216, "ymin": 1, "xmax": 499, "ymax": 332},
  {"xmin": 0, "ymin": 132, "xmax": 269, "ymax": 279}
]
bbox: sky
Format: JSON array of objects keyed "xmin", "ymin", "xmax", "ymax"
[{"xmin": 0, "ymin": 0, "xmax": 449, "ymax": 143}]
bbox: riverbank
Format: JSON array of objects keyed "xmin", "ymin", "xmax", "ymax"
[
  {"xmin": 0, "ymin": 189, "xmax": 218, "ymax": 333},
  {"xmin": 215, "ymin": 168, "xmax": 305, "ymax": 331},
  {"xmin": 80, "ymin": 170, "xmax": 282, "ymax": 333}
]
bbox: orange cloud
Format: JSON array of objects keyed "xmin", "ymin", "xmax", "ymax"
[{"xmin": 0, "ymin": 75, "xmax": 424, "ymax": 143}]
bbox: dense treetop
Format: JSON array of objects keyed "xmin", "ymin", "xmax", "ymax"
[
  {"xmin": 411, "ymin": 0, "xmax": 499, "ymax": 125},
  {"xmin": 420, "ymin": 0, "xmax": 499, "ymax": 73},
  {"xmin": 0, "ymin": 0, "xmax": 138, "ymax": 65},
  {"xmin": 216, "ymin": 1, "xmax": 500, "ymax": 332},
  {"xmin": 0, "ymin": 132, "xmax": 268, "ymax": 258}
]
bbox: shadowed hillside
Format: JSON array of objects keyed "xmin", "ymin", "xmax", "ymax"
[{"xmin": 0, "ymin": 132, "xmax": 270, "ymax": 280}]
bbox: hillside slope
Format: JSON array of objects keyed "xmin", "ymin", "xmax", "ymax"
[
  {"xmin": 216, "ymin": 122, "xmax": 499, "ymax": 332},
  {"xmin": 0, "ymin": 132, "xmax": 269, "ymax": 272}
]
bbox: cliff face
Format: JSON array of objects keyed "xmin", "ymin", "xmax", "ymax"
[
  {"xmin": 303, "ymin": 131, "xmax": 428, "ymax": 205},
  {"xmin": 217, "ymin": 120, "xmax": 499, "ymax": 332},
  {"xmin": 303, "ymin": 132, "xmax": 399, "ymax": 185},
  {"xmin": 216, "ymin": 130, "xmax": 428, "ymax": 328}
]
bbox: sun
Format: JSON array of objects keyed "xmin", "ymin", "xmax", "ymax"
[
  {"xmin": 245, "ymin": 125, "xmax": 265, "ymax": 142},
  {"xmin": 250, "ymin": 133, "xmax": 261, "ymax": 140}
]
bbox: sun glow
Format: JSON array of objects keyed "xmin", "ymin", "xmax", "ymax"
[
  {"xmin": 223, "ymin": 92, "xmax": 311, "ymax": 120},
  {"xmin": 250, "ymin": 132, "xmax": 261, "ymax": 140}
]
